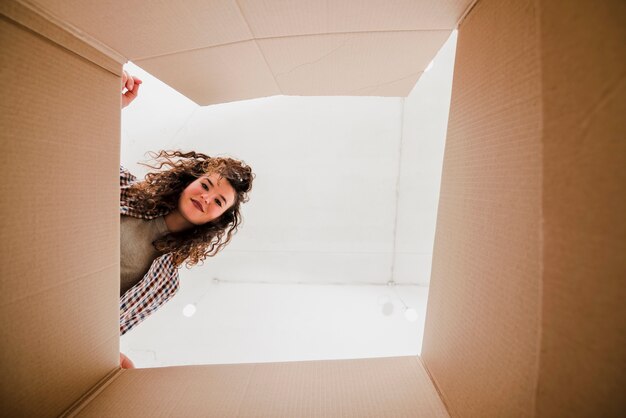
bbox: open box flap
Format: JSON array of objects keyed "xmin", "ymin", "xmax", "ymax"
[
  {"xmin": 25, "ymin": 0, "xmax": 476, "ymax": 105},
  {"xmin": 535, "ymin": 0, "xmax": 626, "ymax": 415},
  {"xmin": 421, "ymin": 0, "xmax": 626, "ymax": 416},
  {"xmin": 0, "ymin": 1, "xmax": 123, "ymax": 75},
  {"xmin": 66, "ymin": 356, "xmax": 448, "ymax": 417},
  {"xmin": 0, "ymin": 3, "xmax": 122, "ymax": 416},
  {"xmin": 421, "ymin": 0, "xmax": 542, "ymax": 415}
]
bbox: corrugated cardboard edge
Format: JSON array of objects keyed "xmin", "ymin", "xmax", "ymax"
[
  {"xmin": 60, "ymin": 368, "xmax": 126, "ymax": 418},
  {"xmin": 454, "ymin": 0, "xmax": 480, "ymax": 28},
  {"xmin": 417, "ymin": 356, "xmax": 451, "ymax": 415},
  {"xmin": 0, "ymin": 0, "xmax": 125, "ymax": 75}
]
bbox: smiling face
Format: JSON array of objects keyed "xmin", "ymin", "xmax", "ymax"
[{"xmin": 177, "ymin": 172, "xmax": 236, "ymax": 226}]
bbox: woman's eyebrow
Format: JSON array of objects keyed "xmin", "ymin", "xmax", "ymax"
[{"xmin": 206, "ymin": 178, "xmax": 228, "ymax": 206}]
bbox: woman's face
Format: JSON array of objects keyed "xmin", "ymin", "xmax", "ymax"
[{"xmin": 177, "ymin": 172, "xmax": 236, "ymax": 225}]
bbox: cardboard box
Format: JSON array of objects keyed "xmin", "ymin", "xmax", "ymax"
[{"xmin": 1, "ymin": 0, "xmax": 624, "ymax": 416}]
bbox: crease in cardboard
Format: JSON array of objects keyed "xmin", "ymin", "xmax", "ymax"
[
  {"xmin": 60, "ymin": 368, "xmax": 125, "ymax": 418},
  {"xmin": 530, "ymin": 1, "xmax": 544, "ymax": 415},
  {"xmin": 231, "ymin": 0, "xmax": 282, "ymax": 94},
  {"xmin": 456, "ymin": 0, "xmax": 481, "ymax": 29},
  {"xmin": 131, "ymin": 30, "xmax": 452, "ymax": 63},
  {"xmin": 576, "ymin": 75, "xmax": 625, "ymax": 141},
  {"xmin": 10, "ymin": 0, "xmax": 126, "ymax": 66},
  {"xmin": 274, "ymin": 36, "xmax": 354, "ymax": 78},
  {"xmin": 348, "ymin": 70, "xmax": 423, "ymax": 94},
  {"xmin": 417, "ymin": 356, "xmax": 451, "ymax": 416},
  {"xmin": 252, "ymin": 37, "xmax": 283, "ymax": 94},
  {"xmin": 1, "ymin": 262, "xmax": 119, "ymax": 307},
  {"xmin": 0, "ymin": 0, "xmax": 123, "ymax": 76}
]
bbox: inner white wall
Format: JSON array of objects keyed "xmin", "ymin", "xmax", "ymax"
[
  {"xmin": 122, "ymin": 281, "xmax": 430, "ymax": 367},
  {"xmin": 120, "ymin": 31, "xmax": 457, "ymax": 368},
  {"xmin": 394, "ymin": 30, "xmax": 458, "ymax": 284}
]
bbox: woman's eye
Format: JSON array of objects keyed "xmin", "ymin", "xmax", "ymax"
[
  {"xmin": 215, "ymin": 199, "xmax": 222, "ymax": 208},
  {"xmin": 202, "ymin": 183, "xmax": 208, "ymax": 190}
]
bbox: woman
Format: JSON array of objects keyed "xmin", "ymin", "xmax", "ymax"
[{"xmin": 118, "ymin": 71, "xmax": 254, "ymax": 367}]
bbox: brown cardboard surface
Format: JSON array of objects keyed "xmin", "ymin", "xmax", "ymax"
[
  {"xmin": 27, "ymin": 0, "xmax": 473, "ymax": 105},
  {"xmin": 257, "ymin": 31, "xmax": 451, "ymax": 97},
  {"xmin": 4, "ymin": 0, "xmax": 624, "ymax": 416},
  {"xmin": 71, "ymin": 356, "xmax": 449, "ymax": 418},
  {"xmin": 134, "ymin": 40, "xmax": 281, "ymax": 107},
  {"xmin": 536, "ymin": 0, "xmax": 626, "ymax": 416},
  {"xmin": 238, "ymin": 0, "xmax": 472, "ymax": 38},
  {"xmin": 29, "ymin": 0, "xmax": 473, "ymax": 59},
  {"xmin": 421, "ymin": 0, "xmax": 543, "ymax": 416},
  {"xmin": 0, "ymin": 6, "xmax": 121, "ymax": 417},
  {"xmin": 26, "ymin": 0, "xmax": 253, "ymax": 60},
  {"xmin": 0, "ymin": 1, "xmax": 123, "ymax": 75},
  {"xmin": 135, "ymin": 30, "xmax": 451, "ymax": 106}
]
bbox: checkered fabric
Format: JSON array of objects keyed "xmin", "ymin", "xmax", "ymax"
[{"xmin": 119, "ymin": 165, "xmax": 180, "ymax": 336}]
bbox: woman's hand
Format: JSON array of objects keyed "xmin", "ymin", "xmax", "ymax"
[
  {"xmin": 120, "ymin": 352, "xmax": 136, "ymax": 369},
  {"xmin": 121, "ymin": 70, "xmax": 142, "ymax": 109}
]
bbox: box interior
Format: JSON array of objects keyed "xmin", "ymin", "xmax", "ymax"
[{"xmin": 1, "ymin": 0, "xmax": 624, "ymax": 417}]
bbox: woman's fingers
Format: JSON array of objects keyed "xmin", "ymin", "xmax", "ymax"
[
  {"xmin": 120, "ymin": 352, "xmax": 135, "ymax": 369},
  {"xmin": 122, "ymin": 81, "xmax": 140, "ymax": 104},
  {"xmin": 122, "ymin": 70, "xmax": 142, "ymax": 92},
  {"xmin": 125, "ymin": 76, "xmax": 142, "ymax": 94},
  {"xmin": 126, "ymin": 75, "xmax": 134, "ymax": 92},
  {"xmin": 121, "ymin": 72, "xmax": 142, "ymax": 108}
]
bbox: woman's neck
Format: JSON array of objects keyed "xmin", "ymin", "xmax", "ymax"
[{"xmin": 163, "ymin": 210, "xmax": 193, "ymax": 233}]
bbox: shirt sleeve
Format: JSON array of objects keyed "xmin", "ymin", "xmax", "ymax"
[
  {"xmin": 119, "ymin": 253, "xmax": 180, "ymax": 336},
  {"xmin": 120, "ymin": 165, "xmax": 137, "ymax": 187},
  {"xmin": 120, "ymin": 165, "xmax": 140, "ymax": 216}
]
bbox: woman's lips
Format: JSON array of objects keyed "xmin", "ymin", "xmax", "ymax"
[{"xmin": 191, "ymin": 199, "xmax": 204, "ymax": 213}]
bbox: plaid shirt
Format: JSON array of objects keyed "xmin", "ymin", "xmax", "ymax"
[{"xmin": 119, "ymin": 165, "xmax": 180, "ymax": 336}]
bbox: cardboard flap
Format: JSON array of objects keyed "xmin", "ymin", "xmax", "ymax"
[
  {"xmin": 0, "ymin": 1, "xmax": 123, "ymax": 75},
  {"xmin": 422, "ymin": 0, "xmax": 626, "ymax": 416},
  {"xmin": 536, "ymin": 0, "xmax": 626, "ymax": 415},
  {"xmin": 69, "ymin": 356, "xmax": 449, "ymax": 417},
  {"xmin": 26, "ymin": 0, "xmax": 475, "ymax": 105},
  {"xmin": 421, "ymin": 0, "xmax": 543, "ymax": 415},
  {"xmin": 0, "ymin": 4, "xmax": 121, "ymax": 417}
]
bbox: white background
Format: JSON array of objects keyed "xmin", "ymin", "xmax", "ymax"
[{"xmin": 120, "ymin": 32, "xmax": 457, "ymax": 368}]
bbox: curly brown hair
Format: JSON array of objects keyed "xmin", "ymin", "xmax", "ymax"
[{"xmin": 124, "ymin": 150, "xmax": 254, "ymax": 268}]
